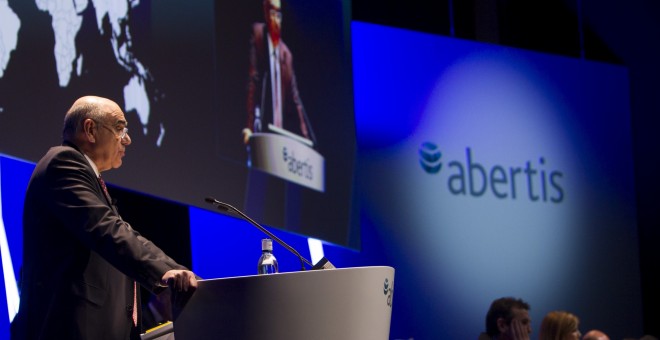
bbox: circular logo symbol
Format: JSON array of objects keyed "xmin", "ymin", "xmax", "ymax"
[{"xmin": 419, "ymin": 142, "xmax": 442, "ymax": 174}]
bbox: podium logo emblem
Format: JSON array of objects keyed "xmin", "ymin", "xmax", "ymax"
[
  {"xmin": 419, "ymin": 142, "xmax": 442, "ymax": 174},
  {"xmin": 383, "ymin": 278, "xmax": 393, "ymax": 307}
]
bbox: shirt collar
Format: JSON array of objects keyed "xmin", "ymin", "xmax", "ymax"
[
  {"xmin": 83, "ymin": 153, "xmax": 101, "ymax": 178},
  {"xmin": 267, "ymin": 35, "xmax": 278, "ymax": 58}
]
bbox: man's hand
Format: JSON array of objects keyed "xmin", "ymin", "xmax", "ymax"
[
  {"xmin": 242, "ymin": 128, "xmax": 253, "ymax": 145},
  {"xmin": 161, "ymin": 269, "xmax": 198, "ymax": 292},
  {"xmin": 509, "ymin": 318, "xmax": 531, "ymax": 340},
  {"xmin": 161, "ymin": 269, "xmax": 198, "ymax": 320}
]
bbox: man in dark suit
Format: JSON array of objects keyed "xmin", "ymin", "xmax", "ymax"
[
  {"xmin": 10, "ymin": 96, "xmax": 198, "ymax": 340},
  {"xmin": 243, "ymin": 0, "xmax": 315, "ymax": 146}
]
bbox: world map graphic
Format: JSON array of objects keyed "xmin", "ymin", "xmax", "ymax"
[{"xmin": 0, "ymin": 0, "xmax": 162, "ymax": 146}]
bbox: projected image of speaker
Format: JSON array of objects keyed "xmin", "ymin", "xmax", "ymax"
[{"xmin": 214, "ymin": 0, "xmax": 356, "ymax": 246}]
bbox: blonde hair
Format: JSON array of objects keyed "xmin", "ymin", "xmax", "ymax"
[{"xmin": 539, "ymin": 311, "xmax": 579, "ymax": 340}]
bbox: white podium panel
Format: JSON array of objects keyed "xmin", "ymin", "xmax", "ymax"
[
  {"xmin": 248, "ymin": 132, "xmax": 325, "ymax": 192},
  {"xmin": 173, "ymin": 266, "xmax": 395, "ymax": 340}
]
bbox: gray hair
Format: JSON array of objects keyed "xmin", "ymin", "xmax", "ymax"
[{"xmin": 62, "ymin": 101, "xmax": 106, "ymax": 141}]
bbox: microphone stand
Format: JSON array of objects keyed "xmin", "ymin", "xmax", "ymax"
[{"xmin": 205, "ymin": 197, "xmax": 312, "ymax": 271}]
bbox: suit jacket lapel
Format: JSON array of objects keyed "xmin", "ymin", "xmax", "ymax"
[{"xmin": 62, "ymin": 141, "xmax": 119, "ymax": 213}]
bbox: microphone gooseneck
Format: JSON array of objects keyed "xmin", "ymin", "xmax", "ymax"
[{"xmin": 205, "ymin": 196, "xmax": 312, "ymax": 271}]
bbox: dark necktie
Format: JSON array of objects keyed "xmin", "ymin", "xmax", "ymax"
[
  {"xmin": 97, "ymin": 175, "xmax": 138, "ymax": 327},
  {"xmin": 98, "ymin": 175, "xmax": 111, "ymax": 202}
]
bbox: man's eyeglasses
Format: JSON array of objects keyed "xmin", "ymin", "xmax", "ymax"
[{"xmin": 97, "ymin": 122, "xmax": 129, "ymax": 140}]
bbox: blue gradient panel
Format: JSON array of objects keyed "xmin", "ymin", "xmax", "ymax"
[
  {"xmin": 0, "ymin": 155, "xmax": 33, "ymax": 339},
  {"xmin": 0, "ymin": 271, "xmax": 5, "ymax": 340},
  {"xmin": 353, "ymin": 22, "xmax": 641, "ymax": 339},
  {"xmin": 0, "ymin": 156, "xmax": 31, "ymax": 280}
]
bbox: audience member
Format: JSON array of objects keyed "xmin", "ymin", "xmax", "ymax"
[
  {"xmin": 539, "ymin": 311, "xmax": 581, "ymax": 340},
  {"xmin": 582, "ymin": 329, "xmax": 609, "ymax": 340},
  {"xmin": 480, "ymin": 297, "xmax": 532, "ymax": 340},
  {"xmin": 639, "ymin": 335, "xmax": 660, "ymax": 340}
]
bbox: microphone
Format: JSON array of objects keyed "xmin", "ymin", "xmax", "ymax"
[{"xmin": 205, "ymin": 196, "xmax": 316, "ymax": 271}]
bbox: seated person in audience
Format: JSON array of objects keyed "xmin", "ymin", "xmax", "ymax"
[
  {"xmin": 539, "ymin": 310, "xmax": 581, "ymax": 340},
  {"xmin": 582, "ymin": 329, "xmax": 609, "ymax": 340},
  {"xmin": 479, "ymin": 296, "xmax": 532, "ymax": 340},
  {"xmin": 639, "ymin": 336, "xmax": 660, "ymax": 340}
]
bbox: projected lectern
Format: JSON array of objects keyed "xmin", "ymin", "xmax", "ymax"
[{"xmin": 173, "ymin": 266, "xmax": 395, "ymax": 340}]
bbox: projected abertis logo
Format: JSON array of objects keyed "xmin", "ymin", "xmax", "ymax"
[
  {"xmin": 419, "ymin": 142, "xmax": 442, "ymax": 174},
  {"xmin": 419, "ymin": 142, "xmax": 564, "ymax": 203}
]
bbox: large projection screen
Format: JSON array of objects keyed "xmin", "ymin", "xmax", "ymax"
[{"xmin": 0, "ymin": 0, "xmax": 357, "ymax": 247}]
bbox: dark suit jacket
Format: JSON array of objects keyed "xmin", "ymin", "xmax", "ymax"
[
  {"xmin": 246, "ymin": 22, "xmax": 313, "ymax": 142},
  {"xmin": 10, "ymin": 143, "xmax": 185, "ymax": 340}
]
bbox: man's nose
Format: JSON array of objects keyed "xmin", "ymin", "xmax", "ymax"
[{"xmin": 121, "ymin": 133, "xmax": 132, "ymax": 145}]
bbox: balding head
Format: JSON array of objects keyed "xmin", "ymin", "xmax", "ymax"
[
  {"xmin": 583, "ymin": 329, "xmax": 609, "ymax": 340},
  {"xmin": 62, "ymin": 96, "xmax": 131, "ymax": 172},
  {"xmin": 63, "ymin": 96, "xmax": 123, "ymax": 142}
]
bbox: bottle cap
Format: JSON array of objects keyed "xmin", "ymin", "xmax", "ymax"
[{"xmin": 261, "ymin": 238, "xmax": 273, "ymax": 251}]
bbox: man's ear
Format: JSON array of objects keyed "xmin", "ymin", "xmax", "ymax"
[
  {"xmin": 497, "ymin": 317, "xmax": 509, "ymax": 334},
  {"xmin": 82, "ymin": 118, "xmax": 96, "ymax": 143}
]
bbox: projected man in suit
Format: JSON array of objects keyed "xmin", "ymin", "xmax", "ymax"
[
  {"xmin": 243, "ymin": 0, "xmax": 315, "ymax": 146},
  {"xmin": 10, "ymin": 96, "xmax": 198, "ymax": 340}
]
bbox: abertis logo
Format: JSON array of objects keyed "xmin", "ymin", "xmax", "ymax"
[
  {"xmin": 418, "ymin": 142, "xmax": 565, "ymax": 203},
  {"xmin": 418, "ymin": 142, "xmax": 442, "ymax": 174},
  {"xmin": 383, "ymin": 278, "xmax": 393, "ymax": 307}
]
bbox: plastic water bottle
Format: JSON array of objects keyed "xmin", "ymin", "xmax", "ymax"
[{"xmin": 257, "ymin": 238, "xmax": 278, "ymax": 274}]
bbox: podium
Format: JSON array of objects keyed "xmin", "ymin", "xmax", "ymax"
[{"xmin": 173, "ymin": 266, "xmax": 395, "ymax": 340}]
